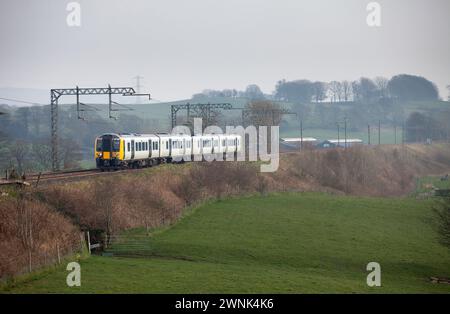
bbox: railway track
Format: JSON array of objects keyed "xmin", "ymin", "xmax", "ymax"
[
  {"xmin": 0, "ymin": 168, "xmax": 129, "ymax": 186},
  {"xmin": 0, "ymin": 151, "xmax": 301, "ymax": 187},
  {"xmin": 25, "ymin": 169, "xmax": 102, "ymax": 182}
]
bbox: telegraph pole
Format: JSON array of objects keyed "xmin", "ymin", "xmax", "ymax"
[
  {"xmin": 344, "ymin": 117, "xmax": 348, "ymax": 149},
  {"xmin": 337, "ymin": 123, "xmax": 340, "ymax": 147},
  {"xmin": 394, "ymin": 124, "xmax": 397, "ymax": 145},
  {"xmin": 300, "ymin": 119, "xmax": 303, "ymax": 150},
  {"xmin": 368, "ymin": 125, "xmax": 371, "ymax": 145},
  {"xmin": 378, "ymin": 120, "xmax": 381, "ymax": 145},
  {"xmin": 402, "ymin": 121, "xmax": 405, "ymax": 146}
]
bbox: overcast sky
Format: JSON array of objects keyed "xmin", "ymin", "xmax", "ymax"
[{"xmin": 0, "ymin": 0, "xmax": 449, "ymax": 101}]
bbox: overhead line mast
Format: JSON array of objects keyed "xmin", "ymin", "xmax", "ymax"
[{"xmin": 50, "ymin": 85, "xmax": 151, "ymax": 171}]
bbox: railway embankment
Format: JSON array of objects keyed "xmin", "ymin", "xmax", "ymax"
[{"xmin": 1, "ymin": 143, "xmax": 450, "ymax": 280}]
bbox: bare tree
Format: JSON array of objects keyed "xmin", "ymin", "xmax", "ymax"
[
  {"xmin": 92, "ymin": 179, "xmax": 116, "ymax": 240},
  {"xmin": 15, "ymin": 189, "xmax": 34, "ymax": 272},
  {"xmin": 32, "ymin": 142, "xmax": 52, "ymax": 171},
  {"xmin": 375, "ymin": 76, "xmax": 389, "ymax": 98},
  {"xmin": 245, "ymin": 100, "xmax": 282, "ymax": 127},
  {"xmin": 341, "ymin": 81, "xmax": 353, "ymax": 101},
  {"xmin": 59, "ymin": 138, "xmax": 83, "ymax": 169},
  {"xmin": 9, "ymin": 141, "xmax": 28, "ymax": 174},
  {"xmin": 311, "ymin": 81, "xmax": 327, "ymax": 103},
  {"xmin": 328, "ymin": 81, "xmax": 342, "ymax": 103}
]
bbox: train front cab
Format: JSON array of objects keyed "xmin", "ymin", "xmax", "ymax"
[{"xmin": 95, "ymin": 134, "xmax": 124, "ymax": 170}]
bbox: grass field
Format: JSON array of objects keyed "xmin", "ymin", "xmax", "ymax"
[
  {"xmin": 414, "ymin": 176, "xmax": 450, "ymax": 195},
  {"xmin": 2, "ymin": 193, "xmax": 450, "ymax": 293}
]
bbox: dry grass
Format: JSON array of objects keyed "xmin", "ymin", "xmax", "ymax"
[{"xmin": 2, "ymin": 143, "xmax": 450, "ymax": 280}]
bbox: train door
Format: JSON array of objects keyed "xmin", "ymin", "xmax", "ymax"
[
  {"xmin": 169, "ymin": 139, "xmax": 172, "ymax": 156},
  {"xmin": 148, "ymin": 139, "xmax": 152, "ymax": 158},
  {"xmin": 131, "ymin": 139, "xmax": 135, "ymax": 159}
]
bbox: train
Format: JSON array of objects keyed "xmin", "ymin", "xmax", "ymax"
[{"xmin": 95, "ymin": 133, "xmax": 242, "ymax": 170}]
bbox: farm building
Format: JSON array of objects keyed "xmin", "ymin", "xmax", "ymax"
[
  {"xmin": 280, "ymin": 137, "xmax": 318, "ymax": 150},
  {"xmin": 317, "ymin": 139, "xmax": 363, "ymax": 148}
]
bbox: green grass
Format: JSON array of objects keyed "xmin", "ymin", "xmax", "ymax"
[
  {"xmin": 3, "ymin": 193, "xmax": 450, "ymax": 293},
  {"xmin": 414, "ymin": 176, "xmax": 450, "ymax": 195}
]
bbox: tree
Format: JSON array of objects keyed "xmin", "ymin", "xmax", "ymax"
[
  {"xmin": 404, "ymin": 111, "xmax": 447, "ymax": 142},
  {"xmin": 447, "ymin": 85, "xmax": 450, "ymax": 101},
  {"xmin": 244, "ymin": 84, "xmax": 265, "ymax": 100},
  {"xmin": 328, "ymin": 81, "xmax": 342, "ymax": 103},
  {"xmin": 388, "ymin": 74, "xmax": 439, "ymax": 101},
  {"xmin": 311, "ymin": 81, "xmax": 327, "ymax": 103},
  {"xmin": 274, "ymin": 79, "xmax": 314, "ymax": 103},
  {"xmin": 435, "ymin": 198, "xmax": 450, "ymax": 250},
  {"xmin": 374, "ymin": 76, "xmax": 389, "ymax": 98},
  {"xmin": 341, "ymin": 81, "xmax": 352, "ymax": 102},
  {"xmin": 32, "ymin": 142, "xmax": 52, "ymax": 171},
  {"xmin": 352, "ymin": 77, "xmax": 377, "ymax": 103},
  {"xmin": 59, "ymin": 138, "xmax": 83, "ymax": 169},
  {"xmin": 245, "ymin": 100, "xmax": 282, "ymax": 127},
  {"xmin": 10, "ymin": 141, "xmax": 29, "ymax": 174}
]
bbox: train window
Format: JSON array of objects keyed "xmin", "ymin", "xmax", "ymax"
[
  {"xmin": 127, "ymin": 142, "xmax": 130, "ymax": 152},
  {"xmin": 166, "ymin": 141, "xmax": 168, "ymax": 149},
  {"xmin": 156, "ymin": 142, "xmax": 159, "ymax": 150},
  {"xmin": 96, "ymin": 139, "xmax": 102, "ymax": 151},
  {"xmin": 113, "ymin": 138, "xmax": 120, "ymax": 152}
]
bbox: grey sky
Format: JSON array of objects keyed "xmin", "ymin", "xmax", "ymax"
[{"xmin": 0, "ymin": 0, "xmax": 449, "ymax": 101}]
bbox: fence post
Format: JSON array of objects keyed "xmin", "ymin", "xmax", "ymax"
[
  {"xmin": 56, "ymin": 241, "xmax": 61, "ymax": 264},
  {"xmin": 28, "ymin": 250, "xmax": 32, "ymax": 273},
  {"xmin": 87, "ymin": 231, "xmax": 91, "ymax": 255},
  {"xmin": 80, "ymin": 232, "xmax": 84, "ymax": 254},
  {"xmin": 104, "ymin": 233, "xmax": 108, "ymax": 249}
]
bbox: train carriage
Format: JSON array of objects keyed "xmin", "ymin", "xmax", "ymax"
[{"xmin": 95, "ymin": 132, "xmax": 242, "ymax": 170}]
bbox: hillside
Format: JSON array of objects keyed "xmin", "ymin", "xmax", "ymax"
[
  {"xmin": 2, "ymin": 144, "xmax": 450, "ymax": 289},
  {"xmin": 4, "ymin": 193, "xmax": 450, "ymax": 293}
]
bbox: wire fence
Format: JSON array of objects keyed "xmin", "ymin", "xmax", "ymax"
[
  {"xmin": 0, "ymin": 232, "xmax": 85, "ymax": 282},
  {"xmin": 102, "ymin": 234, "xmax": 155, "ymax": 257}
]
